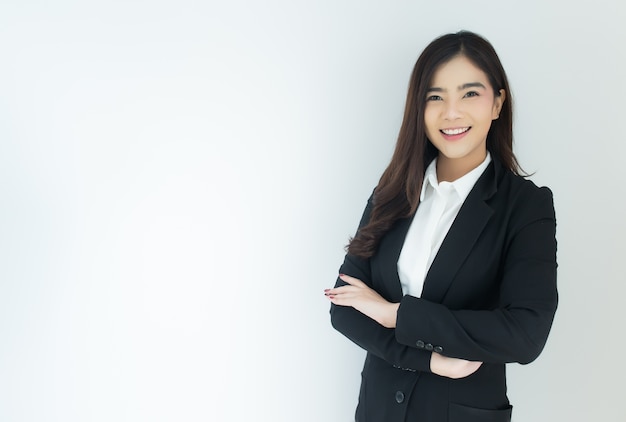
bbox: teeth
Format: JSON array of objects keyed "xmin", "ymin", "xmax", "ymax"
[{"xmin": 441, "ymin": 127, "xmax": 470, "ymax": 135}]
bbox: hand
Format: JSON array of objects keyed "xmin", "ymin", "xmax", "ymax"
[
  {"xmin": 325, "ymin": 274, "xmax": 400, "ymax": 328},
  {"xmin": 430, "ymin": 352, "xmax": 482, "ymax": 379}
]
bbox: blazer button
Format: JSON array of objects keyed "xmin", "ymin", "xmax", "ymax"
[
  {"xmin": 434, "ymin": 345, "xmax": 443, "ymax": 353},
  {"xmin": 395, "ymin": 391, "xmax": 405, "ymax": 404},
  {"xmin": 425, "ymin": 343, "xmax": 434, "ymax": 351},
  {"xmin": 416, "ymin": 340, "xmax": 425, "ymax": 349}
]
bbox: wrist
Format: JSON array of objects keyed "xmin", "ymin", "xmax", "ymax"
[{"xmin": 386, "ymin": 302, "xmax": 400, "ymax": 328}]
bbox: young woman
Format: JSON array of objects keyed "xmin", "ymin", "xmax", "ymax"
[{"xmin": 325, "ymin": 31, "xmax": 557, "ymax": 422}]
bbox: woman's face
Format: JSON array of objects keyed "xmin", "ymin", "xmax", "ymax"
[{"xmin": 424, "ymin": 55, "xmax": 504, "ymax": 174}]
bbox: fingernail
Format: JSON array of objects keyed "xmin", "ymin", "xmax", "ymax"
[
  {"xmin": 324, "ymin": 289, "xmax": 330, "ymax": 292},
  {"xmin": 339, "ymin": 273, "xmax": 345, "ymax": 277}
]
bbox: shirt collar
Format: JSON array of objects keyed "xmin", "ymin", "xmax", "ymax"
[{"xmin": 420, "ymin": 152, "xmax": 492, "ymax": 202}]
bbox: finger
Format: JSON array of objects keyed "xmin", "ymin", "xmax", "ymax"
[
  {"xmin": 325, "ymin": 286, "xmax": 358, "ymax": 296},
  {"xmin": 326, "ymin": 287, "xmax": 359, "ymax": 299},
  {"xmin": 338, "ymin": 274, "xmax": 367, "ymax": 287},
  {"xmin": 327, "ymin": 294, "xmax": 358, "ymax": 307}
]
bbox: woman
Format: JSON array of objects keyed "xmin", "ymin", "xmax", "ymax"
[{"xmin": 325, "ymin": 31, "xmax": 557, "ymax": 422}]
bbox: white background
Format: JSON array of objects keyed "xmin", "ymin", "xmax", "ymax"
[{"xmin": 1, "ymin": 1, "xmax": 624, "ymax": 421}]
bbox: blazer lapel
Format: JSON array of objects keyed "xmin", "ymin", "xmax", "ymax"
[
  {"xmin": 420, "ymin": 161, "xmax": 500, "ymax": 303},
  {"xmin": 375, "ymin": 216, "xmax": 413, "ymax": 302}
]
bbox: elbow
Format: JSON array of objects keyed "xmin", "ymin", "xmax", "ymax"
[
  {"xmin": 516, "ymin": 348, "xmax": 542, "ymax": 365},
  {"xmin": 329, "ymin": 303, "xmax": 343, "ymax": 332},
  {"xmin": 329, "ymin": 303, "xmax": 364, "ymax": 340},
  {"xmin": 513, "ymin": 326, "xmax": 553, "ymax": 365},
  {"xmin": 507, "ymin": 303, "xmax": 557, "ymax": 365},
  {"xmin": 516, "ymin": 334, "xmax": 551, "ymax": 365}
]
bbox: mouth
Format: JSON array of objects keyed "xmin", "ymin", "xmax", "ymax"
[
  {"xmin": 440, "ymin": 126, "xmax": 471, "ymax": 141},
  {"xmin": 440, "ymin": 127, "xmax": 470, "ymax": 136}
]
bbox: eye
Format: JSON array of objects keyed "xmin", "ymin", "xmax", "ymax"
[
  {"xmin": 463, "ymin": 91, "xmax": 479, "ymax": 98},
  {"xmin": 427, "ymin": 95, "xmax": 442, "ymax": 101}
]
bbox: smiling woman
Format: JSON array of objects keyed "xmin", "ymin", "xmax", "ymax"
[{"xmin": 325, "ymin": 31, "xmax": 557, "ymax": 422}]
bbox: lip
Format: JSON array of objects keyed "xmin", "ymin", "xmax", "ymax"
[{"xmin": 440, "ymin": 126, "xmax": 471, "ymax": 141}]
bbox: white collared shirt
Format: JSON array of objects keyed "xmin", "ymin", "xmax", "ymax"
[{"xmin": 397, "ymin": 153, "xmax": 492, "ymax": 297}]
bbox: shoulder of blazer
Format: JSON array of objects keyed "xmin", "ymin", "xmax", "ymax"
[{"xmin": 487, "ymin": 158, "xmax": 556, "ymax": 229}]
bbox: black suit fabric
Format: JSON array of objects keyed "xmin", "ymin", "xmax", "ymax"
[{"xmin": 330, "ymin": 159, "xmax": 558, "ymax": 422}]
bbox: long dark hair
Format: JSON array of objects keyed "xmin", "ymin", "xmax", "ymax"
[{"xmin": 347, "ymin": 30, "xmax": 521, "ymax": 259}]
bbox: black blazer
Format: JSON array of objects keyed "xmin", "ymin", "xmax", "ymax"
[{"xmin": 330, "ymin": 159, "xmax": 558, "ymax": 422}]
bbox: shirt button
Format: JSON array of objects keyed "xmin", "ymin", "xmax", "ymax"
[
  {"xmin": 395, "ymin": 391, "xmax": 405, "ymax": 404},
  {"xmin": 434, "ymin": 345, "xmax": 443, "ymax": 353},
  {"xmin": 425, "ymin": 343, "xmax": 434, "ymax": 351},
  {"xmin": 416, "ymin": 340, "xmax": 425, "ymax": 349}
]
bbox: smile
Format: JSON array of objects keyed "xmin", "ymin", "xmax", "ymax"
[{"xmin": 440, "ymin": 127, "xmax": 470, "ymax": 135}]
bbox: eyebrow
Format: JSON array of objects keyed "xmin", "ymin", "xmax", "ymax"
[{"xmin": 426, "ymin": 82, "xmax": 487, "ymax": 93}]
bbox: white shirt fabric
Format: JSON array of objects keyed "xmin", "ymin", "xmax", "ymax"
[{"xmin": 397, "ymin": 153, "xmax": 492, "ymax": 297}]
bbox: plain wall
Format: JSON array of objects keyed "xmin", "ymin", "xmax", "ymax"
[{"xmin": 1, "ymin": 1, "xmax": 624, "ymax": 421}]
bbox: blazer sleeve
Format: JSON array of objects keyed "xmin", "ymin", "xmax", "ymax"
[
  {"xmin": 394, "ymin": 186, "xmax": 558, "ymax": 364},
  {"xmin": 330, "ymin": 194, "xmax": 432, "ymax": 373}
]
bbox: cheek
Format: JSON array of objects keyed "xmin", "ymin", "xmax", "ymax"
[
  {"xmin": 423, "ymin": 119, "xmax": 439, "ymax": 139},
  {"xmin": 423, "ymin": 107, "xmax": 438, "ymax": 128},
  {"xmin": 475, "ymin": 97, "xmax": 498, "ymax": 117}
]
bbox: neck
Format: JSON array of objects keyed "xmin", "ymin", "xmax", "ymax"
[{"xmin": 436, "ymin": 153, "xmax": 487, "ymax": 182}]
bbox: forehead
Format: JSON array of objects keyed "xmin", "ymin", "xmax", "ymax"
[{"xmin": 430, "ymin": 55, "xmax": 491, "ymax": 88}]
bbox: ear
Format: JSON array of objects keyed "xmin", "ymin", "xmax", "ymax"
[{"xmin": 492, "ymin": 89, "xmax": 506, "ymax": 120}]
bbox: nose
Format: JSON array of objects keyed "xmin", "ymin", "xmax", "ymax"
[{"xmin": 442, "ymin": 99, "xmax": 462, "ymax": 120}]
